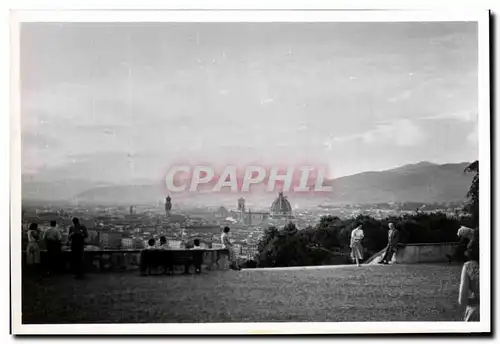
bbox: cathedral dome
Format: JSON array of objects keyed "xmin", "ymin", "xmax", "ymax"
[{"xmin": 270, "ymin": 192, "xmax": 292, "ymax": 216}]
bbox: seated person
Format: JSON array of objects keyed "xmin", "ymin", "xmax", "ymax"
[
  {"xmin": 158, "ymin": 236, "xmax": 168, "ymax": 249},
  {"xmin": 191, "ymin": 239, "xmax": 204, "ymax": 274},
  {"xmin": 146, "ymin": 238, "xmax": 156, "ymax": 250}
]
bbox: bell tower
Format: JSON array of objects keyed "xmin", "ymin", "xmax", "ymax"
[
  {"xmin": 165, "ymin": 196, "xmax": 172, "ymax": 217},
  {"xmin": 238, "ymin": 197, "xmax": 246, "ymax": 223}
]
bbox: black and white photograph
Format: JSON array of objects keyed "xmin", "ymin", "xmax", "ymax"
[{"xmin": 10, "ymin": 9, "xmax": 491, "ymax": 334}]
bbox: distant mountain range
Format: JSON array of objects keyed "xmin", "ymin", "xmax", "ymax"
[
  {"xmin": 21, "ymin": 161, "xmax": 475, "ymax": 207},
  {"xmin": 323, "ymin": 161, "xmax": 473, "ymax": 204}
]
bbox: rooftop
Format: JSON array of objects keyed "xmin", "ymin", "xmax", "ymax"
[{"xmin": 22, "ymin": 264, "xmax": 463, "ymax": 324}]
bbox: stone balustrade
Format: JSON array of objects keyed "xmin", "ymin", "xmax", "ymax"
[
  {"xmin": 24, "ymin": 248, "xmax": 231, "ymax": 273},
  {"xmin": 366, "ymin": 242, "xmax": 461, "ymax": 265}
]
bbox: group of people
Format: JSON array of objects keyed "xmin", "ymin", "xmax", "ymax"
[
  {"xmin": 142, "ymin": 236, "xmax": 204, "ymax": 275},
  {"xmin": 349, "ymin": 222, "xmax": 400, "ymax": 266},
  {"xmin": 25, "ymin": 216, "xmax": 479, "ymax": 321},
  {"xmin": 349, "ymin": 221, "xmax": 480, "ymax": 322},
  {"xmin": 140, "ymin": 226, "xmax": 241, "ymax": 275},
  {"xmin": 26, "ymin": 219, "xmax": 241, "ymax": 277},
  {"xmin": 25, "ymin": 217, "xmax": 89, "ymax": 279}
]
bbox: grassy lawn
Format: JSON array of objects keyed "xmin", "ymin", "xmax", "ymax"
[{"xmin": 22, "ymin": 264, "xmax": 463, "ymax": 323}]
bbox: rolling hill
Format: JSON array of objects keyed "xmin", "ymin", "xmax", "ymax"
[
  {"xmin": 21, "ymin": 161, "xmax": 475, "ymax": 206},
  {"xmin": 323, "ymin": 161, "xmax": 473, "ymax": 204}
]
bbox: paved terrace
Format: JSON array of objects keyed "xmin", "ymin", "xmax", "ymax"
[{"xmin": 22, "ymin": 264, "xmax": 463, "ymax": 323}]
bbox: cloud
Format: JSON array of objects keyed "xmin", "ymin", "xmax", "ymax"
[
  {"xmin": 467, "ymin": 124, "xmax": 478, "ymax": 146},
  {"xmin": 421, "ymin": 110, "xmax": 477, "ymax": 122},
  {"xmin": 296, "ymin": 124, "xmax": 308, "ymax": 132},
  {"xmin": 364, "ymin": 119, "xmax": 425, "ymax": 146},
  {"xmin": 260, "ymin": 97, "xmax": 275, "ymax": 106},
  {"xmin": 388, "ymin": 90, "xmax": 412, "ymax": 103},
  {"xmin": 324, "ymin": 119, "xmax": 425, "ymax": 149}
]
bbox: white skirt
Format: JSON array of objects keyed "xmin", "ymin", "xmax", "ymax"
[{"xmin": 351, "ymin": 242, "xmax": 364, "ymax": 260}]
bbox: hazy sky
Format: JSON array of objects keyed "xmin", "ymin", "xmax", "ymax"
[{"xmin": 21, "ymin": 22, "xmax": 478, "ymax": 183}]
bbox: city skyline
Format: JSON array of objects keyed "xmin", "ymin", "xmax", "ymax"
[{"xmin": 21, "ymin": 22, "xmax": 478, "ymax": 183}]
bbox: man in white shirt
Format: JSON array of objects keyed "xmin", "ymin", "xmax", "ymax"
[{"xmin": 221, "ymin": 227, "xmax": 240, "ymax": 271}]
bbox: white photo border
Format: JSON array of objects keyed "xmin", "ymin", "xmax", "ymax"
[{"xmin": 10, "ymin": 9, "xmax": 491, "ymax": 335}]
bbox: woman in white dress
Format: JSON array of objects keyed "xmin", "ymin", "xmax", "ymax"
[
  {"xmin": 26, "ymin": 223, "xmax": 41, "ymax": 267},
  {"xmin": 350, "ymin": 224, "xmax": 364, "ymax": 267}
]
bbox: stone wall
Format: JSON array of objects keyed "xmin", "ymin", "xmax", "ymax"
[
  {"xmin": 366, "ymin": 242, "xmax": 459, "ymax": 265},
  {"xmin": 395, "ymin": 243, "xmax": 459, "ymax": 264},
  {"xmin": 26, "ymin": 248, "xmax": 231, "ymax": 273}
]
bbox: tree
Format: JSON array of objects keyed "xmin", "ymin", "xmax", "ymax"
[
  {"xmin": 255, "ymin": 226, "xmax": 279, "ymax": 267},
  {"xmin": 464, "ymin": 160, "xmax": 479, "ymax": 227},
  {"xmin": 257, "ymin": 226, "xmax": 279, "ymax": 253}
]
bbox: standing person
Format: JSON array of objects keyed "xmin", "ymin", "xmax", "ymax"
[
  {"xmin": 43, "ymin": 220, "xmax": 62, "ymax": 275},
  {"xmin": 221, "ymin": 227, "xmax": 240, "ymax": 271},
  {"xmin": 191, "ymin": 239, "xmax": 204, "ymax": 274},
  {"xmin": 350, "ymin": 224, "xmax": 364, "ymax": 267},
  {"xmin": 26, "ymin": 223, "xmax": 41, "ymax": 269},
  {"xmin": 379, "ymin": 223, "xmax": 400, "ymax": 265},
  {"xmin": 458, "ymin": 235, "xmax": 479, "ymax": 321},
  {"xmin": 141, "ymin": 238, "xmax": 157, "ymax": 276},
  {"xmin": 68, "ymin": 217, "xmax": 88, "ymax": 279}
]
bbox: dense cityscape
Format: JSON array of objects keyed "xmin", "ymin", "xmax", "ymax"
[{"xmin": 22, "ymin": 191, "xmax": 466, "ymax": 261}]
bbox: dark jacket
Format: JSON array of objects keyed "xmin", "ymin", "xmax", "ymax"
[
  {"xmin": 69, "ymin": 225, "xmax": 88, "ymax": 248},
  {"xmin": 388, "ymin": 229, "xmax": 400, "ymax": 246}
]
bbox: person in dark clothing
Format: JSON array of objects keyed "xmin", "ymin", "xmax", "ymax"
[
  {"xmin": 140, "ymin": 238, "xmax": 157, "ymax": 276},
  {"xmin": 192, "ymin": 239, "xmax": 203, "ymax": 274},
  {"xmin": 379, "ymin": 223, "xmax": 400, "ymax": 265},
  {"xmin": 159, "ymin": 236, "xmax": 167, "ymax": 248},
  {"xmin": 68, "ymin": 217, "xmax": 88, "ymax": 279},
  {"xmin": 43, "ymin": 220, "xmax": 62, "ymax": 275}
]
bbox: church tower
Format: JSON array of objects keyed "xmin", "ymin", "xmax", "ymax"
[
  {"xmin": 237, "ymin": 197, "xmax": 246, "ymax": 223},
  {"xmin": 165, "ymin": 196, "xmax": 172, "ymax": 217}
]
